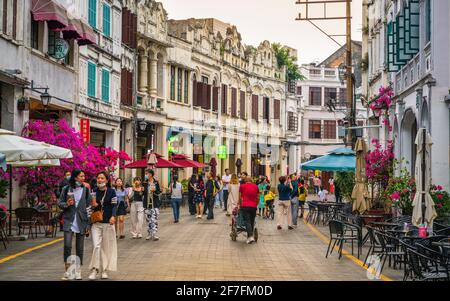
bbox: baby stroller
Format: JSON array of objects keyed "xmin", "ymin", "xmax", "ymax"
[{"xmin": 230, "ymin": 207, "xmax": 258, "ymax": 242}]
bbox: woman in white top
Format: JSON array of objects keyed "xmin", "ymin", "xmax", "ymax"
[
  {"xmin": 227, "ymin": 174, "xmax": 240, "ymax": 216},
  {"xmin": 169, "ymin": 175, "xmax": 183, "ymax": 223}
]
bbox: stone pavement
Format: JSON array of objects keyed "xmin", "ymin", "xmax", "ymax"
[{"xmin": 0, "ymin": 204, "xmax": 403, "ymax": 281}]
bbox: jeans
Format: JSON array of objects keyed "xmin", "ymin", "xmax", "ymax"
[
  {"xmin": 290, "ymin": 197, "xmax": 299, "ymax": 226},
  {"xmin": 240, "ymin": 207, "xmax": 257, "ymax": 238},
  {"xmin": 223, "ymin": 190, "xmax": 229, "ymax": 211},
  {"xmin": 171, "ymin": 198, "xmax": 182, "ymax": 221},
  {"xmin": 314, "ymin": 186, "xmax": 320, "ymax": 194},
  {"xmin": 206, "ymin": 196, "xmax": 215, "ymax": 219},
  {"xmin": 64, "ymin": 231, "xmax": 85, "ymax": 265}
]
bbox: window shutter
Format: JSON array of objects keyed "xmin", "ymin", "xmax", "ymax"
[
  {"xmin": 240, "ymin": 91, "xmax": 245, "ymax": 119},
  {"xmin": 274, "ymin": 99, "xmax": 280, "ymax": 124},
  {"xmin": 103, "ymin": 4, "xmax": 111, "ymax": 37},
  {"xmin": 263, "ymin": 97, "xmax": 268, "ymax": 121},
  {"xmin": 195, "ymin": 81, "xmax": 203, "ymax": 107},
  {"xmin": 120, "ymin": 68, "xmax": 126, "ymax": 105},
  {"xmin": 131, "ymin": 13, "xmax": 137, "ymax": 49},
  {"xmin": 88, "ymin": 0, "xmax": 97, "ymax": 28},
  {"xmin": 2, "ymin": 0, "xmax": 7, "ymax": 34},
  {"xmin": 12, "ymin": 0, "xmax": 17, "ymax": 39},
  {"xmin": 87, "ymin": 62, "xmax": 96, "ymax": 98},
  {"xmin": 128, "ymin": 71, "xmax": 133, "ymax": 106},
  {"xmin": 206, "ymin": 84, "xmax": 212, "ymax": 110},
  {"xmin": 252, "ymin": 95, "xmax": 258, "ymax": 121},
  {"xmin": 231, "ymin": 88, "xmax": 237, "ymax": 117},
  {"xmin": 192, "ymin": 80, "xmax": 198, "ymax": 106},
  {"xmin": 221, "ymin": 84, "xmax": 228, "ymax": 114},
  {"xmin": 213, "ymin": 87, "xmax": 219, "ymax": 111},
  {"xmin": 101, "ymin": 69, "xmax": 110, "ymax": 102}
]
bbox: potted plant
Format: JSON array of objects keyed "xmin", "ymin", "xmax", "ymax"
[
  {"xmin": 384, "ymin": 167, "xmax": 416, "ymax": 216},
  {"xmin": 430, "ymin": 185, "xmax": 450, "ymax": 224}
]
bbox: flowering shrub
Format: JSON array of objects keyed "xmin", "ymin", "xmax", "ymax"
[
  {"xmin": 365, "ymin": 139, "xmax": 394, "ymax": 185},
  {"xmin": 430, "ymin": 185, "xmax": 450, "ymax": 218},
  {"xmin": 12, "ymin": 119, "xmax": 131, "ymax": 206},
  {"xmin": 369, "ymin": 85, "xmax": 393, "ymax": 116},
  {"xmin": 384, "ymin": 168, "xmax": 416, "ymax": 215},
  {"xmin": 0, "ymin": 170, "xmax": 8, "ymax": 198}
]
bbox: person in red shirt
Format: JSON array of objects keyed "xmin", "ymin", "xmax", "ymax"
[{"xmin": 238, "ymin": 176, "xmax": 259, "ymax": 244}]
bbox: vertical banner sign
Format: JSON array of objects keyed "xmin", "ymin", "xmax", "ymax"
[
  {"xmin": 80, "ymin": 118, "xmax": 90, "ymax": 143},
  {"xmin": 218, "ymin": 145, "xmax": 227, "ymax": 159}
]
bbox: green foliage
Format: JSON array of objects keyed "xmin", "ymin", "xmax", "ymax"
[
  {"xmin": 430, "ymin": 185, "xmax": 450, "ymax": 218},
  {"xmin": 334, "ymin": 172, "xmax": 355, "ymax": 202},
  {"xmin": 181, "ymin": 179, "xmax": 190, "ymax": 193},
  {"xmin": 0, "ymin": 179, "xmax": 7, "ymax": 199},
  {"xmin": 384, "ymin": 166, "xmax": 415, "ymax": 216},
  {"xmin": 272, "ymin": 43, "xmax": 304, "ymax": 82}
]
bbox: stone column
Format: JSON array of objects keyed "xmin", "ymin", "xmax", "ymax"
[
  {"xmin": 139, "ymin": 54, "xmax": 148, "ymax": 93},
  {"xmin": 149, "ymin": 58, "xmax": 158, "ymax": 97}
]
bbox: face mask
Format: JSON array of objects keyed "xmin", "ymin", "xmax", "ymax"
[
  {"xmin": 66, "ymin": 176, "xmax": 71, "ymax": 181},
  {"xmin": 75, "ymin": 181, "xmax": 82, "ymax": 187},
  {"xmin": 97, "ymin": 183, "xmax": 106, "ymax": 189},
  {"xmin": 145, "ymin": 175, "xmax": 149, "ymax": 181}
]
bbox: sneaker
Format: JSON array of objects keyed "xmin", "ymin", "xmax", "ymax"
[
  {"xmin": 246, "ymin": 237, "xmax": 255, "ymax": 244},
  {"xmin": 146, "ymin": 235, "xmax": 151, "ymax": 240},
  {"xmin": 288, "ymin": 226, "xmax": 294, "ymax": 230},
  {"xmin": 277, "ymin": 225, "xmax": 282, "ymax": 230},
  {"xmin": 119, "ymin": 235, "xmax": 125, "ymax": 239},
  {"xmin": 137, "ymin": 234, "xmax": 143, "ymax": 239},
  {"xmin": 152, "ymin": 236, "xmax": 159, "ymax": 241},
  {"xmin": 75, "ymin": 271, "xmax": 82, "ymax": 280},
  {"xmin": 88, "ymin": 269, "xmax": 98, "ymax": 280},
  {"xmin": 132, "ymin": 234, "xmax": 137, "ymax": 239},
  {"xmin": 101, "ymin": 271, "xmax": 109, "ymax": 279}
]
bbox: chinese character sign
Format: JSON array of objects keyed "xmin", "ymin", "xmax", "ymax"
[{"xmin": 80, "ymin": 119, "xmax": 90, "ymax": 143}]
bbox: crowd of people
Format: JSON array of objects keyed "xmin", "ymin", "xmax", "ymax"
[{"xmin": 55, "ymin": 167, "xmax": 340, "ymax": 280}]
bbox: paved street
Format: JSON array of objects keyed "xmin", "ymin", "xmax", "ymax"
[{"xmin": 0, "ymin": 205, "xmax": 403, "ymax": 281}]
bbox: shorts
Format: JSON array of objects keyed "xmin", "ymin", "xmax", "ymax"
[
  {"xmin": 298, "ymin": 200, "xmax": 306, "ymax": 206},
  {"xmin": 264, "ymin": 200, "xmax": 274, "ymax": 209}
]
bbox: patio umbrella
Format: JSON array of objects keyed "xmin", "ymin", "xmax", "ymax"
[
  {"xmin": 171, "ymin": 154, "xmax": 208, "ymax": 168},
  {"xmin": 412, "ymin": 128, "xmax": 437, "ymax": 227},
  {"xmin": 351, "ymin": 138, "xmax": 369, "ymax": 214},
  {"xmin": 0, "ymin": 128, "xmax": 73, "ymax": 235}
]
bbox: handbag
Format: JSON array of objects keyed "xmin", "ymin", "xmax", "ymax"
[{"xmin": 90, "ymin": 190, "xmax": 107, "ymax": 224}]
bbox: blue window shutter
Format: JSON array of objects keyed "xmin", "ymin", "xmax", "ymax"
[
  {"xmin": 88, "ymin": 0, "xmax": 97, "ymax": 28},
  {"xmin": 87, "ymin": 62, "xmax": 96, "ymax": 98},
  {"xmin": 103, "ymin": 4, "xmax": 111, "ymax": 37},
  {"xmin": 102, "ymin": 69, "xmax": 110, "ymax": 102}
]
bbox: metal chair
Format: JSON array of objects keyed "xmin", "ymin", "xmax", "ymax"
[
  {"xmin": 15, "ymin": 208, "xmax": 38, "ymax": 239},
  {"xmin": 0, "ymin": 211, "xmax": 8, "ymax": 249}
]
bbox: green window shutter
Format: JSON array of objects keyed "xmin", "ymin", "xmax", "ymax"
[
  {"xmin": 88, "ymin": 0, "xmax": 97, "ymax": 28},
  {"xmin": 102, "ymin": 69, "xmax": 110, "ymax": 102},
  {"xmin": 103, "ymin": 4, "xmax": 111, "ymax": 37},
  {"xmin": 87, "ymin": 62, "xmax": 96, "ymax": 98}
]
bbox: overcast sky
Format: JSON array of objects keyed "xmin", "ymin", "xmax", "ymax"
[{"xmin": 161, "ymin": 0, "xmax": 362, "ymax": 64}]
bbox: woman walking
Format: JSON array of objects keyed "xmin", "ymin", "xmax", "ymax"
[
  {"xmin": 114, "ymin": 178, "xmax": 129, "ymax": 239},
  {"xmin": 144, "ymin": 169, "xmax": 161, "ymax": 241},
  {"xmin": 277, "ymin": 176, "xmax": 294, "ymax": 230},
  {"xmin": 227, "ymin": 174, "xmax": 240, "ymax": 216},
  {"xmin": 192, "ymin": 174, "xmax": 205, "ymax": 218},
  {"xmin": 129, "ymin": 177, "xmax": 145, "ymax": 239},
  {"xmin": 88, "ymin": 171, "xmax": 118, "ymax": 280},
  {"xmin": 257, "ymin": 176, "xmax": 267, "ymax": 217},
  {"xmin": 188, "ymin": 174, "xmax": 196, "ymax": 215},
  {"xmin": 58, "ymin": 169, "xmax": 91, "ymax": 280},
  {"xmin": 170, "ymin": 175, "xmax": 183, "ymax": 223},
  {"xmin": 215, "ymin": 176, "xmax": 223, "ymax": 209}
]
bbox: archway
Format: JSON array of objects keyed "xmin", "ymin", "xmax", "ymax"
[{"xmin": 401, "ymin": 109, "xmax": 418, "ymax": 175}]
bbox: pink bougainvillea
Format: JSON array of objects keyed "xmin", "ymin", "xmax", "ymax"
[
  {"xmin": 365, "ymin": 138, "xmax": 394, "ymax": 186},
  {"xmin": 11, "ymin": 119, "xmax": 131, "ymax": 206}
]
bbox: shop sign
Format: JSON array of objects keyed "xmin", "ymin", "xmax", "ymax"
[
  {"xmin": 50, "ymin": 38, "xmax": 70, "ymax": 60},
  {"xmin": 218, "ymin": 145, "xmax": 227, "ymax": 159},
  {"xmin": 80, "ymin": 118, "xmax": 90, "ymax": 143},
  {"xmin": 193, "ymin": 144, "xmax": 203, "ymax": 155}
]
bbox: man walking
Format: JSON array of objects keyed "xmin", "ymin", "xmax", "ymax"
[
  {"xmin": 222, "ymin": 169, "xmax": 231, "ymax": 214},
  {"xmin": 239, "ymin": 176, "xmax": 259, "ymax": 244},
  {"xmin": 205, "ymin": 173, "xmax": 220, "ymax": 220},
  {"xmin": 290, "ymin": 174, "xmax": 300, "ymax": 227}
]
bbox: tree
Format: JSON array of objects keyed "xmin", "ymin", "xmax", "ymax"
[
  {"xmin": 272, "ymin": 43, "xmax": 305, "ymax": 82},
  {"xmin": 12, "ymin": 119, "xmax": 131, "ymax": 206}
]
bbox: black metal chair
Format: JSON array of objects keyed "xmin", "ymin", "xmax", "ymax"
[
  {"xmin": 406, "ymin": 247, "xmax": 450, "ymax": 281},
  {"xmin": 363, "ymin": 226, "xmax": 384, "ymax": 267},
  {"xmin": 374, "ymin": 230, "xmax": 405, "ymax": 273},
  {"xmin": 326, "ymin": 220, "xmax": 360, "ymax": 260},
  {"xmin": 15, "ymin": 208, "xmax": 38, "ymax": 239},
  {"xmin": 316, "ymin": 203, "xmax": 330, "ymax": 226},
  {"xmin": 306, "ymin": 201, "xmax": 317, "ymax": 224},
  {"xmin": 0, "ymin": 211, "xmax": 8, "ymax": 249}
]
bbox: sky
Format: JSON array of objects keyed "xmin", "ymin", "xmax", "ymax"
[{"xmin": 161, "ymin": 0, "xmax": 363, "ymax": 64}]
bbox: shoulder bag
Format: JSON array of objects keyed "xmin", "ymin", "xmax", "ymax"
[{"xmin": 90, "ymin": 190, "xmax": 107, "ymax": 224}]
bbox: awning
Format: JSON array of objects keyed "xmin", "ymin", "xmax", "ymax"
[
  {"xmin": 166, "ymin": 126, "xmax": 193, "ymax": 141},
  {"xmin": 31, "ymin": 0, "xmax": 68, "ymax": 30},
  {"xmin": 300, "ymin": 148, "xmax": 356, "ymax": 172},
  {"xmin": 171, "ymin": 154, "xmax": 208, "ymax": 168},
  {"xmin": 60, "ymin": 18, "xmax": 83, "ymax": 39},
  {"xmin": 125, "ymin": 157, "xmax": 183, "ymax": 169},
  {"xmin": 77, "ymin": 21, "xmax": 97, "ymax": 45}
]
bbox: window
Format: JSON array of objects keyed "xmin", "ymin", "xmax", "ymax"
[
  {"xmin": 201, "ymin": 76, "xmax": 208, "ymax": 84},
  {"xmin": 251, "ymin": 95, "xmax": 259, "ymax": 121},
  {"xmin": 296, "ymin": 86, "xmax": 302, "ymax": 95},
  {"xmin": 288, "ymin": 112, "xmax": 298, "ymax": 131},
  {"xmin": 2, "ymin": 0, "xmax": 7, "ymax": 34},
  {"xmin": 240, "ymin": 91, "xmax": 246, "ymax": 119},
  {"xmin": 288, "ymin": 80, "xmax": 296, "ymax": 93},
  {"xmin": 122, "ymin": 8, "xmax": 137, "ymax": 48},
  {"xmin": 309, "ymin": 120, "xmax": 321, "ymax": 139},
  {"xmin": 324, "ymin": 120, "xmax": 336, "ymax": 139},
  {"xmin": 88, "ymin": 0, "xmax": 97, "ymax": 28},
  {"xmin": 47, "ymin": 30, "xmax": 58, "ymax": 56},
  {"xmin": 273, "ymin": 99, "xmax": 280, "ymax": 125},
  {"xmin": 102, "ymin": 3, "xmax": 111, "ymax": 37},
  {"xmin": 425, "ymin": 0, "xmax": 431, "ymax": 43},
  {"xmin": 101, "ymin": 69, "xmax": 110, "ymax": 102},
  {"xmin": 31, "ymin": 18, "xmax": 39, "ymax": 50},
  {"xmin": 324, "ymin": 88, "xmax": 337, "ymax": 102},
  {"xmin": 263, "ymin": 97, "xmax": 270, "ymax": 121},
  {"xmin": 170, "ymin": 66, "xmax": 175, "ymax": 100},
  {"xmin": 177, "ymin": 68, "xmax": 183, "ymax": 102},
  {"xmin": 339, "ymin": 88, "xmax": 347, "ymax": 106},
  {"xmin": 309, "ymin": 87, "xmax": 322, "ymax": 106},
  {"xmin": 87, "ymin": 62, "xmax": 96, "ymax": 98},
  {"xmin": 231, "ymin": 88, "xmax": 237, "ymax": 117},
  {"xmin": 221, "ymin": 84, "xmax": 227, "ymax": 114},
  {"xmin": 184, "ymin": 70, "xmax": 189, "ymax": 104}
]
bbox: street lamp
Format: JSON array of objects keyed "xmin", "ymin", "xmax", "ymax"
[
  {"xmin": 137, "ymin": 119, "xmax": 147, "ymax": 131},
  {"xmin": 40, "ymin": 90, "xmax": 51, "ymax": 107}
]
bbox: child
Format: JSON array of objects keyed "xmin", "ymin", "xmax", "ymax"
[
  {"xmin": 318, "ymin": 186, "xmax": 328, "ymax": 202},
  {"xmin": 263, "ymin": 186, "xmax": 276, "ymax": 219},
  {"xmin": 298, "ymin": 180, "xmax": 308, "ymax": 218}
]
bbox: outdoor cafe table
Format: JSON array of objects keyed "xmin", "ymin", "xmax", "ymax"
[
  {"xmin": 360, "ymin": 215, "xmax": 385, "ymax": 245},
  {"xmin": 36, "ymin": 209, "xmax": 52, "ymax": 234},
  {"xmin": 369, "ymin": 222, "xmax": 399, "ymax": 230}
]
